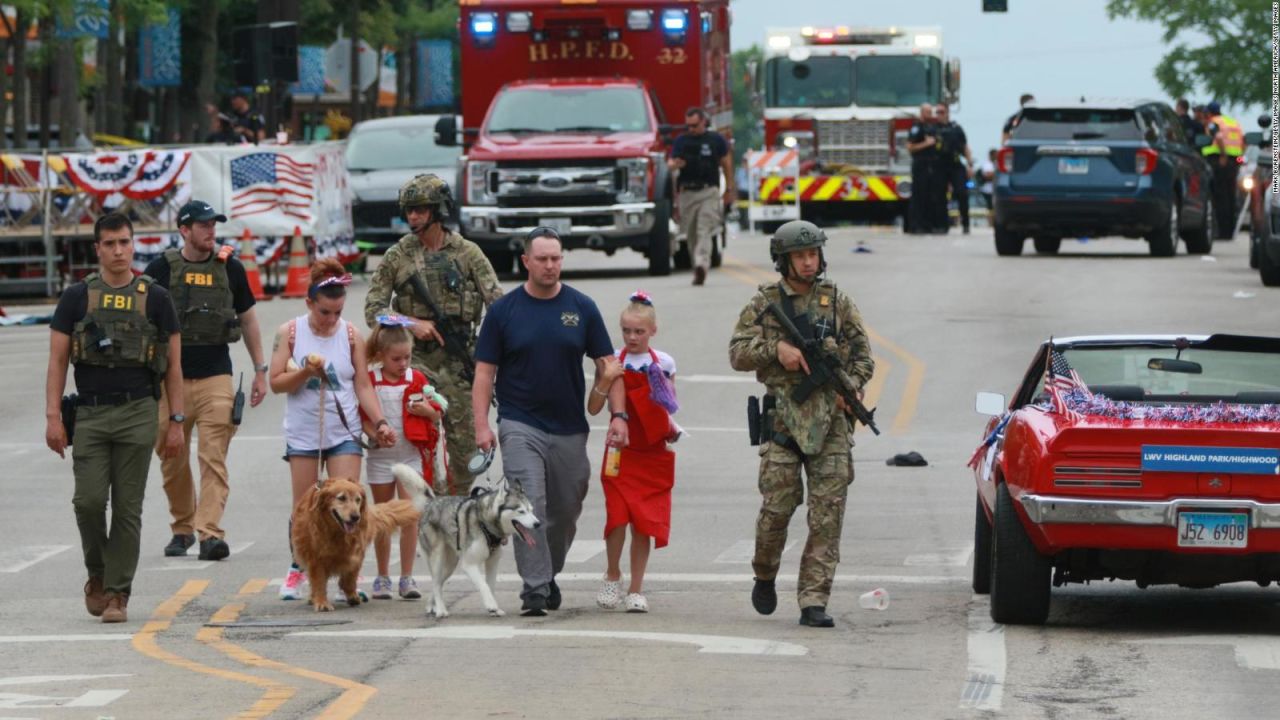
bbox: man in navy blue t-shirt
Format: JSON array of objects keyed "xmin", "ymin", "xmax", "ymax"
[{"xmin": 473, "ymin": 228, "xmax": 628, "ymax": 616}]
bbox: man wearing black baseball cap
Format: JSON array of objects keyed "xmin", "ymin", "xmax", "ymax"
[{"xmin": 142, "ymin": 200, "xmax": 269, "ymax": 561}]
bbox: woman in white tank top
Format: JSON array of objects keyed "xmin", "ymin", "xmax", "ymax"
[{"xmin": 267, "ymin": 260, "xmax": 395, "ymax": 599}]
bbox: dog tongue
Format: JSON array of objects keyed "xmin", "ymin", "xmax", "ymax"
[{"xmin": 517, "ymin": 525, "xmax": 536, "ymax": 547}]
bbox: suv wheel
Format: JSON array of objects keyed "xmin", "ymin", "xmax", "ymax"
[
  {"xmin": 1147, "ymin": 200, "xmax": 1180, "ymax": 257},
  {"xmin": 647, "ymin": 197, "xmax": 673, "ymax": 276},
  {"xmin": 989, "ymin": 482, "xmax": 1051, "ymax": 625},
  {"xmin": 1183, "ymin": 195, "xmax": 1214, "ymax": 254},
  {"xmin": 1032, "ymin": 237, "xmax": 1061, "ymax": 255},
  {"xmin": 1261, "ymin": 241, "xmax": 1280, "ymax": 286},
  {"xmin": 994, "ymin": 225, "xmax": 1024, "ymax": 256}
]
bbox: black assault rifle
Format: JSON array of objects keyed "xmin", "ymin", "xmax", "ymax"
[
  {"xmin": 408, "ymin": 273, "xmax": 478, "ymax": 384},
  {"xmin": 759, "ymin": 302, "xmax": 881, "ymax": 435}
]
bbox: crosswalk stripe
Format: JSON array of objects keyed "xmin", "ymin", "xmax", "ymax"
[
  {"xmin": 713, "ymin": 539, "xmax": 796, "ymax": 564},
  {"xmin": 904, "ymin": 544, "xmax": 974, "ymax": 567},
  {"xmin": 0, "ymin": 545, "xmax": 72, "ymax": 573}
]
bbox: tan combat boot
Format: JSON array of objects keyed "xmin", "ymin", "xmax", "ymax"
[
  {"xmin": 83, "ymin": 577, "xmax": 107, "ymax": 617},
  {"xmin": 101, "ymin": 592, "xmax": 129, "ymax": 623}
]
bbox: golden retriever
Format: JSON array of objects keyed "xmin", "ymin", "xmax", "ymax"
[{"xmin": 290, "ymin": 476, "xmax": 419, "ymax": 612}]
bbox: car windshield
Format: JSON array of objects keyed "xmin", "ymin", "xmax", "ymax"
[
  {"xmin": 346, "ymin": 126, "xmax": 461, "ymax": 171},
  {"xmin": 765, "ymin": 56, "xmax": 853, "ymax": 108},
  {"xmin": 486, "ymin": 87, "xmax": 651, "ymax": 134},
  {"xmin": 853, "ymin": 56, "xmax": 941, "ymax": 107},
  {"xmin": 1051, "ymin": 346, "xmax": 1280, "ymax": 402},
  {"xmin": 1013, "ymin": 108, "xmax": 1142, "ymax": 141}
]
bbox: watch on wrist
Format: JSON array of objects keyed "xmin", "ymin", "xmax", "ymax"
[
  {"xmin": 610, "ymin": 411, "xmax": 629, "ymax": 422},
  {"xmin": 255, "ymin": 363, "xmax": 269, "ymax": 373},
  {"xmin": 169, "ymin": 413, "xmax": 185, "ymax": 423}
]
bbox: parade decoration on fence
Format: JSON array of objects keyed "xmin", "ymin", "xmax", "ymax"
[
  {"xmin": 1056, "ymin": 390, "xmax": 1280, "ymax": 425},
  {"xmin": 63, "ymin": 150, "xmax": 190, "ymax": 200}
]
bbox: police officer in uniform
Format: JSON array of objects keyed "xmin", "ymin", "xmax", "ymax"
[
  {"xmin": 365, "ymin": 174, "xmax": 503, "ymax": 492},
  {"xmin": 143, "ymin": 200, "xmax": 269, "ymax": 562},
  {"xmin": 936, "ymin": 104, "xmax": 973, "ymax": 235},
  {"xmin": 728, "ymin": 220, "xmax": 875, "ymax": 628},
  {"xmin": 1202, "ymin": 101, "xmax": 1246, "ymax": 238},
  {"xmin": 669, "ymin": 107, "xmax": 734, "ymax": 285},
  {"xmin": 906, "ymin": 104, "xmax": 940, "ymax": 234},
  {"xmin": 45, "ymin": 212, "xmax": 184, "ymax": 623}
]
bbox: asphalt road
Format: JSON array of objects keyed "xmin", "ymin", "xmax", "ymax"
[{"xmin": 1, "ymin": 225, "xmax": 1277, "ymax": 719}]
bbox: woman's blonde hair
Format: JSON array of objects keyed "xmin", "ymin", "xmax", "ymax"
[{"xmin": 366, "ymin": 324, "xmax": 413, "ymax": 362}]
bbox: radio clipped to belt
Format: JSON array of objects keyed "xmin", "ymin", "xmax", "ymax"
[
  {"xmin": 231, "ymin": 372, "xmax": 246, "ymax": 425},
  {"xmin": 60, "ymin": 393, "xmax": 78, "ymax": 446},
  {"xmin": 747, "ymin": 394, "xmax": 776, "ymax": 446}
]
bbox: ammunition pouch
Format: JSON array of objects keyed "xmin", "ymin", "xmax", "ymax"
[
  {"xmin": 747, "ymin": 396, "xmax": 760, "ymax": 446},
  {"xmin": 748, "ymin": 394, "xmax": 777, "ymax": 446}
]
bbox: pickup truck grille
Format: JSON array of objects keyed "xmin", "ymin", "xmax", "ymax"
[
  {"xmin": 817, "ymin": 119, "xmax": 890, "ymax": 170},
  {"xmin": 495, "ymin": 165, "xmax": 617, "ymax": 208}
]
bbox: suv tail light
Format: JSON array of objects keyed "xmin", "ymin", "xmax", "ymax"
[
  {"xmin": 1134, "ymin": 148, "xmax": 1158, "ymax": 175},
  {"xmin": 996, "ymin": 147, "xmax": 1013, "ymax": 174}
]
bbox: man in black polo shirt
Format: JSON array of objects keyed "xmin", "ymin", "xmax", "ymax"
[
  {"xmin": 143, "ymin": 201, "xmax": 269, "ymax": 561},
  {"xmin": 669, "ymin": 107, "xmax": 734, "ymax": 286}
]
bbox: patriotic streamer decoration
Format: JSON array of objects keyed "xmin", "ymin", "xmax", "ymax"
[
  {"xmin": 132, "ymin": 233, "xmax": 181, "ymax": 273},
  {"xmin": 1060, "ymin": 390, "xmax": 1280, "ymax": 424},
  {"xmin": 1044, "ymin": 349, "xmax": 1090, "ymax": 421},
  {"xmin": 967, "ymin": 413, "xmax": 1011, "ymax": 470},
  {"xmin": 63, "ymin": 150, "xmax": 189, "ymax": 199}
]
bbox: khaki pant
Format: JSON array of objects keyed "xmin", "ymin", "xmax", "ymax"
[
  {"xmin": 156, "ymin": 375, "xmax": 237, "ymax": 541},
  {"xmin": 73, "ymin": 397, "xmax": 157, "ymax": 594},
  {"xmin": 676, "ymin": 186, "xmax": 721, "ymax": 272}
]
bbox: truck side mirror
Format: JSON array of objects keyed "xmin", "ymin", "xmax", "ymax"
[
  {"xmin": 435, "ymin": 115, "xmax": 459, "ymax": 148},
  {"xmin": 944, "ymin": 58, "xmax": 961, "ymax": 104}
]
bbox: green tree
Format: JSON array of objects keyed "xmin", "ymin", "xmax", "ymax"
[
  {"xmin": 1106, "ymin": 0, "xmax": 1269, "ymax": 109},
  {"xmin": 730, "ymin": 45, "xmax": 762, "ymax": 164}
]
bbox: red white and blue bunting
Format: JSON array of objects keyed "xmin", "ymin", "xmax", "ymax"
[{"xmin": 63, "ymin": 150, "xmax": 190, "ymax": 200}]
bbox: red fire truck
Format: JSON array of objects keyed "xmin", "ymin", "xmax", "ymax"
[
  {"xmin": 437, "ymin": 0, "xmax": 731, "ymax": 276},
  {"xmin": 751, "ymin": 25, "xmax": 960, "ymax": 227}
]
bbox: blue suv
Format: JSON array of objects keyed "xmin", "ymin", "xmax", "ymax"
[{"xmin": 993, "ymin": 99, "xmax": 1215, "ymax": 257}]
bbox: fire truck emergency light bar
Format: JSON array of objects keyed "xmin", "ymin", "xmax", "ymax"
[
  {"xmin": 469, "ymin": 8, "xmax": 691, "ymax": 44},
  {"xmin": 768, "ymin": 27, "xmax": 938, "ymax": 49}
]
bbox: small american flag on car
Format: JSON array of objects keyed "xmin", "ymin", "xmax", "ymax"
[
  {"xmin": 1045, "ymin": 348, "xmax": 1090, "ymax": 420},
  {"xmin": 229, "ymin": 152, "xmax": 314, "ymax": 221}
]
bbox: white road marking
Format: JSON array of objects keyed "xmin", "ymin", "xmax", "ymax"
[
  {"xmin": 713, "ymin": 539, "xmax": 796, "ymax": 564},
  {"xmin": 905, "ymin": 544, "xmax": 974, "ymax": 567},
  {"xmin": 0, "ymin": 546, "xmax": 72, "ymax": 573},
  {"xmin": 0, "ymin": 635, "xmax": 131, "ymax": 643},
  {"xmin": 959, "ymin": 595, "xmax": 1005, "ymax": 712},
  {"xmin": 563, "ymin": 540, "xmax": 606, "ymax": 564},
  {"xmin": 291, "ymin": 626, "xmax": 808, "ymax": 656},
  {"xmin": 1129, "ymin": 635, "xmax": 1280, "ymax": 671},
  {"xmin": 676, "ymin": 374, "xmax": 756, "ymax": 384},
  {"xmin": 149, "ymin": 542, "xmax": 255, "ymax": 571},
  {"xmin": 0, "ymin": 689, "xmax": 128, "ymax": 709},
  {"xmin": 269, "ymin": 572, "xmax": 964, "ymax": 586},
  {"xmin": 0, "ymin": 675, "xmax": 131, "ymax": 687}
]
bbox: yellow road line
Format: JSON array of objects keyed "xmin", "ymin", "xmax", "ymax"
[
  {"xmin": 721, "ymin": 257, "xmax": 925, "ymax": 433},
  {"xmin": 199, "ymin": 579, "xmax": 378, "ymax": 720},
  {"xmin": 862, "ymin": 353, "xmax": 892, "ymax": 416},
  {"xmin": 132, "ymin": 580, "xmax": 296, "ymax": 719}
]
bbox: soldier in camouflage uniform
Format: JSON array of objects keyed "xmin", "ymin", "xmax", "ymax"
[
  {"xmin": 728, "ymin": 220, "xmax": 875, "ymax": 628},
  {"xmin": 365, "ymin": 174, "xmax": 503, "ymax": 493}
]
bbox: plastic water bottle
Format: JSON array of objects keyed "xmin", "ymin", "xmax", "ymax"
[{"xmin": 858, "ymin": 588, "xmax": 890, "ymax": 610}]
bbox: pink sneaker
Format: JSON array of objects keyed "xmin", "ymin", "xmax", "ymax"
[{"xmin": 279, "ymin": 568, "xmax": 305, "ymax": 600}]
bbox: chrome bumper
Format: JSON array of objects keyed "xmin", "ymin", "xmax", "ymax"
[
  {"xmin": 1019, "ymin": 494, "xmax": 1280, "ymax": 530},
  {"xmin": 460, "ymin": 202, "xmax": 656, "ymax": 241}
]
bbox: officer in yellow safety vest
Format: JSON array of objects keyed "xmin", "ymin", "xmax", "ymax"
[{"xmin": 1201, "ymin": 101, "xmax": 1245, "ymax": 239}]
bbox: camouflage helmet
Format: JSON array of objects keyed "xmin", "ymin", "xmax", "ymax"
[
  {"xmin": 769, "ymin": 220, "xmax": 827, "ymax": 259},
  {"xmin": 398, "ymin": 173, "xmax": 453, "ymax": 210}
]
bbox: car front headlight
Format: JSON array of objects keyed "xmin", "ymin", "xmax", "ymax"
[
  {"xmin": 616, "ymin": 157, "xmax": 651, "ymax": 203},
  {"xmin": 466, "ymin": 160, "xmax": 496, "ymax": 205}
]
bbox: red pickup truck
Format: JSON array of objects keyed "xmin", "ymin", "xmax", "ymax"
[{"xmin": 437, "ymin": 0, "xmax": 732, "ymax": 276}]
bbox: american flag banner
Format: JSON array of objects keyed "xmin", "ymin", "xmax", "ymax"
[
  {"xmin": 1045, "ymin": 349, "xmax": 1090, "ymax": 420},
  {"xmin": 229, "ymin": 152, "xmax": 315, "ymax": 222}
]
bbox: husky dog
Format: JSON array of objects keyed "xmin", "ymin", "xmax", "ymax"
[{"xmin": 393, "ymin": 463, "xmax": 540, "ymax": 618}]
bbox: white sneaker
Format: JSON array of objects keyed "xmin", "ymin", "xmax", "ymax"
[
  {"xmin": 279, "ymin": 568, "xmax": 305, "ymax": 600},
  {"xmin": 624, "ymin": 592, "xmax": 649, "ymax": 613},
  {"xmin": 596, "ymin": 576, "xmax": 623, "ymax": 609}
]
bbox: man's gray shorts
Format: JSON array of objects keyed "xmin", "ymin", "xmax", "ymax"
[{"xmin": 498, "ymin": 418, "xmax": 590, "ymax": 600}]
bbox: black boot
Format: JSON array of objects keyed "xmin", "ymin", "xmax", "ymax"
[
  {"xmin": 799, "ymin": 605, "xmax": 835, "ymax": 628},
  {"xmin": 751, "ymin": 578, "xmax": 777, "ymax": 616}
]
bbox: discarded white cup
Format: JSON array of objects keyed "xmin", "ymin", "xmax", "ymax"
[{"xmin": 858, "ymin": 588, "xmax": 889, "ymax": 610}]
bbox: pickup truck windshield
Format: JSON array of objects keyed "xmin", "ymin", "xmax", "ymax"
[
  {"xmin": 1058, "ymin": 346, "xmax": 1280, "ymax": 402},
  {"xmin": 1013, "ymin": 109, "xmax": 1142, "ymax": 141},
  {"xmin": 346, "ymin": 126, "xmax": 461, "ymax": 171},
  {"xmin": 487, "ymin": 87, "xmax": 651, "ymax": 134}
]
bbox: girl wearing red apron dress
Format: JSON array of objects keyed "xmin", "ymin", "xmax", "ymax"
[{"xmin": 587, "ymin": 292, "xmax": 683, "ymax": 613}]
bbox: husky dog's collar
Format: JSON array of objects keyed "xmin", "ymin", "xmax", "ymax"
[
  {"xmin": 456, "ymin": 490, "xmax": 506, "ymax": 551},
  {"xmin": 479, "ymin": 519, "xmax": 504, "ymax": 550}
]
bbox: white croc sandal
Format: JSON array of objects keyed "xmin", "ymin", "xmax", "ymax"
[
  {"xmin": 597, "ymin": 577, "xmax": 623, "ymax": 609},
  {"xmin": 624, "ymin": 593, "xmax": 649, "ymax": 613}
]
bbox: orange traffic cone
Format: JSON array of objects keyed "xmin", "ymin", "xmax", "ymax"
[
  {"xmin": 238, "ymin": 229, "xmax": 271, "ymax": 301},
  {"xmin": 281, "ymin": 227, "xmax": 311, "ymax": 299}
]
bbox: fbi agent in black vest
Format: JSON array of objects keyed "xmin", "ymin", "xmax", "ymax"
[
  {"xmin": 143, "ymin": 200, "xmax": 269, "ymax": 562},
  {"xmin": 46, "ymin": 212, "xmax": 184, "ymax": 623}
]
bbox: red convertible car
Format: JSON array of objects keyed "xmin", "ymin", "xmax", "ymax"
[{"xmin": 970, "ymin": 334, "xmax": 1280, "ymax": 625}]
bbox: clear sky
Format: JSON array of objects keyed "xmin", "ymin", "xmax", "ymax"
[{"xmin": 729, "ymin": 0, "xmax": 1259, "ymax": 159}]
